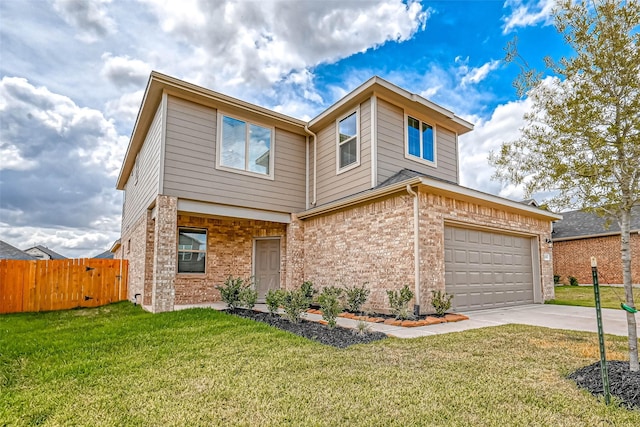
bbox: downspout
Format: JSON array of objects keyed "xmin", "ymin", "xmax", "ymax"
[
  {"xmin": 303, "ymin": 125, "xmax": 318, "ymax": 206},
  {"xmin": 406, "ymin": 184, "xmax": 421, "ymax": 315}
]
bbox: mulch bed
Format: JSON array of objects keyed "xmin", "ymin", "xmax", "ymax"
[
  {"xmin": 568, "ymin": 361, "xmax": 640, "ymax": 410},
  {"xmin": 225, "ymin": 309, "xmax": 388, "ymax": 348}
]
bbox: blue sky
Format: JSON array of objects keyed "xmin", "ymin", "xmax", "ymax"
[{"xmin": 0, "ymin": 0, "xmax": 569, "ymax": 257}]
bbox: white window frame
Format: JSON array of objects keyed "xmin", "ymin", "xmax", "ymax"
[
  {"xmin": 335, "ymin": 106, "xmax": 361, "ymax": 175},
  {"xmin": 404, "ymin": 113, "xmax": 437, "ymax": 167},
  {"xmin": 177, "ymin": 228, "xmax": 207, "ymax": 274},
  {"xmin": 216, "ymin": 112, "xmax": 275, "ymax": 180}
]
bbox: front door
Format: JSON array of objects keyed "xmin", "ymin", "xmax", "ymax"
[{"xmin": 254, "ymin": 238, "xmax": 280, "ymax": 299}]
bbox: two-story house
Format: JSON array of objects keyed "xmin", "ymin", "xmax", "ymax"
[{"xmin": 115, "ymin": 72, "xmax": 560, "ymax": 314}]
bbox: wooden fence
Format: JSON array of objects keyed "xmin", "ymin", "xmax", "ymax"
[{"xmin": 0, "ymin": 258, "xmax": 128, "ymax": 314}]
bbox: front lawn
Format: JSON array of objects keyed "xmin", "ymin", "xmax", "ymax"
[
  {"xmin": 547, "ymin": 285, "xmax": 640, "ymax": 309},
  {"xmin": 1, "ymin": 302, "xmax": 638, "ymax": 426}
]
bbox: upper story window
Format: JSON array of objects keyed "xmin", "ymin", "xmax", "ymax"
[
  {"xmin": 406, "ymin": 115, "xmax": 436, "ymax": 165},
  {"xmin": 218, "ymin": 114, "xmax": 274, "ymax": 179},
  {"xmin": 178, "ymin": 228, "xmax": 206, "ymax": 274},
  {"xmin": 336, "ymin": 108, "xmax": 360, "ymax": 173}
]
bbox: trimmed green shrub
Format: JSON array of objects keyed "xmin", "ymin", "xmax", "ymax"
[
  {"xmin": 554, "ymin": 274, "xmax": 561, "ymax": 285},
  {"xmin": 216, "ymin": 276, "xmax": 249, "ymax": 310},
  {"xmin": 569, "ymin": 276, "xmax": 579, "ymax": 286},
  {"xmin": 265, "ymin": 289, "xmax": 285, "ymax": 316},
  {"xmin": 431, "ymin": 290, "xmax": 453, "ymax": 316},
  {"xmin": 281, "ymin": 289, "xmax": 309, "ymax": 324},
  {"xmin": 317, "ymin": 286, "xmax": 344, "ymax": 328},
  {"xmin": 239, "ymin": 287, "xmax": 258, "ymax": 309},
  {"xmin": 387, "ymin": 285, "xmax": 415, "ymax": 320},
  {"xmin": 344, "ymin": 284, "xmax": 370, "ymax": 313},
  {"xmin": 300, "ymin": 281, "xmax": 317, "ymax": 304}
]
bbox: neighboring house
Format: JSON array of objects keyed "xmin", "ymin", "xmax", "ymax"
[
  {"xmin": 0, "ymin": 240, "xmax": 36, "ymax": 260},
  {"xmin": 93, "ymin": 250, "xmax": 115, "ymax": 259},
  {"xmin": 552, "ymin": 206, "xmax": 640, "ymax": 285},
  {"xmin": 115, "ymin": 71, "xmax": 561, "ymax": 314},
  {"xmin": 23, "ymin": 245, "xmax": 67, "ymax": 260}
]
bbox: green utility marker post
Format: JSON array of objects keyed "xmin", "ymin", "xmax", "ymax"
[{"xmin": 591, "ymin": 256, "xmax": 611, "ymax": 405}]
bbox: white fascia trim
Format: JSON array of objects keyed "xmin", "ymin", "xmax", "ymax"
[
  {"xmin": 552, "ymin": 229, "xmax": 640, "ymax": 242},
  {"xmin": 177, "ymin": 199, "xmax": 292, "ymax": 223},
  {"xmin": 158, "ymin": 92, "xmax": 168, "ymax": 194},
  {"xmin": 417, "ymin": 176, "xmax": 564, "ymax": 220}
]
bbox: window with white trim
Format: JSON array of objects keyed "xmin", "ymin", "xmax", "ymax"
[
  {"xmin": 336, "ymin": 109, "xmax": 359, "ymax": 171},
  {"xmin": 177, "ymin": 228, "xmax": 206, "ymax": 273},
  {"xmin": 218, "ymin": 114, "xmax": 273, "ymax": 177},
  {"xmin": 406, "ymin": 115, "xmax": 435, "ymax": 164}
]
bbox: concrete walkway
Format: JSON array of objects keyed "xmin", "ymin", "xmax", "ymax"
[{"xmin": 175, "ymin": 303, "xmax": 636, "ymax": 339}]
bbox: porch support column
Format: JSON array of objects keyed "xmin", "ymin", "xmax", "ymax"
[{"xmin": 151, "ymin": 195, "xmax": 178, "ymax": 313}]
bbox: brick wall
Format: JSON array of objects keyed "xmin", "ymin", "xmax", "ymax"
[
  {"xmin": 173, "ymin": 214, "xmax": 287, "ymax": 305},
  {"xmin": 118, "ymin": 209, "xmax": 154, "ymax": 306},
  {"xmin": 151, "ymin": 195, "xmax": 177, "ymax": 313},
  {"xmin": 553, "ymin": 234, "xmax": 640, "ymax": 285}
]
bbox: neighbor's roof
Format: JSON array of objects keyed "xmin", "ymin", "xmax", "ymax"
[
  {"xmin": 24, "ymin": 245, "xmax": 67, "ymax": 259},
  {"xmin": 0, "ymin": 240, "xmax": 36, "ymax": 260},
  {"xmin": 93, "ymin": 250, "xmax": 115, "ymax": 259},
  {"xmin": 552, "ymin": 205, "xmax": 640, "ymax": 240},
  {"xmin": 298, "ymin": 169, "xmax": 561, "ymax": 221}
]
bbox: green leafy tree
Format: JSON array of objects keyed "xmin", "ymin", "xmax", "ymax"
[{"xmin": 492, "ymin": 0, "xmax": 639, "ymax": 371}]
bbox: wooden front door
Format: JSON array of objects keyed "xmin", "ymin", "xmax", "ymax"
[{"xmin": 254, "ymin": 238, "xmax": 280, "ymax": 299}]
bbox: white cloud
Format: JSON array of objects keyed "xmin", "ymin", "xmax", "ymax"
[
  {"xmin": 458, "ymin": 97, "xmax": 532, "ymax": 199},
  {"xmin": 139, "ymin": 0, "xmax": 428, "ymax": 91},
  {"xmin": 502, "ymin": 0, "xmax": 555, "ymax": 34},
  {"xmin": 0, "ymin": 144, "xmax": 38, "ymax": 171},
  {"xmin": 105, "ymin": 90, "xmax": 144, "ymax": 125},
  {"xmin": 460, "ymin": 60, "xmax": 501, "ymax": 87},
  {"xmin": 52, "ymin": 0, "xmax": 117, "ymax": 43},
  {"xmin": 101, "ymin": 53, "xmax": 152, "ymax": 88},
  {"xmin": 0, "ymin": 76, "xmax": 126, "ymax": 256}
]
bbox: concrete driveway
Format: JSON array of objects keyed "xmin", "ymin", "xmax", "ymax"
[{"xmin": 385, "ymin": 304, "xmax": 636, "ymax": 338}]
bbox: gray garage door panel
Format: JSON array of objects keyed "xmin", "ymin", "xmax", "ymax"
[{"xmin": 444, "ymin": 226, "xmax": 534, "ymax": 311}]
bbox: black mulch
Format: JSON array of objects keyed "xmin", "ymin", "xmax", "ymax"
[
  {"xmin": 568, "ymin": 361, "xmax": 640, "ymax": 410},
  {"xmin": 225, "ymin": 309, "xmax": 388, "ymax": 349}
]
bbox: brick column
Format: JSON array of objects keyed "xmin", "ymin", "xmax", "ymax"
[
  {"xmin": 284, "ymin": 214, "xmax": 304, "ymax": 290},
  {"xmin": 151, "ymin": 195, "xmax": 178, "ymax": 313}
]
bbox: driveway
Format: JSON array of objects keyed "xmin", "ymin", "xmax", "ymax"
[{"xmin": 384, "ymin": 304, "xmax": 635, "ymax": 338}]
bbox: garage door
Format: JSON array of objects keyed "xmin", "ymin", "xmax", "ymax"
[{"xmin": 444, "ymin": 226, "xmax": 535, "ymax": 311}]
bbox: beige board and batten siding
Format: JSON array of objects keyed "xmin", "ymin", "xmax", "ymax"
[
  {"xmin": 376, "ymin": 98, "xmax": 459, "ymax": 185},
  {"xmin": 122, "ymin": 103, "xmax": 163, "ymax": 233},
  {"xmin": 313, "ymin": 99, "xmax": 372, "ymax": 206},
  {"xmin": 162, "ymin": 96, "xmax": 307, "ymax": 214}
]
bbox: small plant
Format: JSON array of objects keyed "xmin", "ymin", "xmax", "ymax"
[
  {"xmin": 216, "ymin": 276, "xmax": 254, "ymax": 310},
  {"xmin": 265, "ymin": 289, "xmax": 285, "ymax": 316},
  {"xmin": 239, "ymin": 287, "xmax": 258, "ymax": 309},
  {"xmin": 344, "ymin": 284, "xmax": 370, "ymax": 313},
  {"xmin": 317, "ymin": 286, "xmax": 344, "ymax": 328},
  {"xmin": 353, "ymin": 319, "xmax": 371, "ymax": 336},
  {"xmin": 387, "ymin": 285, "xmax": 415, "ymax": 320},
  {"xmin": 300, "ymin": 281, "xmax": 317, "ymax": 304},
  {"xmin": 554, "ymin": 274, "xmax": 561, "ymax": 285},
  {"xmin": 569, "ymin": 276, "xmax": 579, "ymax": 286},
  {"xmin": 431, "ymin": 290, "xmax": 453, "ymax": 316},
  {"xmin": 281, "ymin": 289, "xmax": 310, "ymax": 324}
]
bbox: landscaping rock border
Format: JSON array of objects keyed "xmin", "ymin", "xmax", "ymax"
[{"xmin": 307, "ymin": 309, "xmax": 470, "ymax": 327}]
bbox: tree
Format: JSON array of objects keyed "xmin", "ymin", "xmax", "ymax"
[{"xmin": 491, "ymin": 0, "xmax": 640, "ymax": 371}]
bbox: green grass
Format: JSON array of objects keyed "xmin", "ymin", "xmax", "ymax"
[
  {"xmin": 547, "ymin": 285, "xmax": 640, "ymax": 309},
  {"xmin": 1, "ymin": 302, "xmax": 639, "ymax": 426}
]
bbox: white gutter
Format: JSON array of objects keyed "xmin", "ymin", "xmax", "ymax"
[
  {"xmin": 303, "ymin": 125, "xmax": 318, "ymax": 206},
  {"xmin": 406, "ymin": 184, "xmax": 421, "ymax": 315},
  {"xmin": 305, "ymin": 135, "xmax": 309, "ymax": 209},
  {"xmin": 371, "ymin": 95, "xmax": 378, "ymax": 188}
]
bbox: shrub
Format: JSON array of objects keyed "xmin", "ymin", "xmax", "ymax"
[
  {"xmin": 353, "ymin": 319, "xmax": 371, "ymax": 336},
  {"xmin": 216, "ymin": 276, "xmax": 253, "ymax": 310},
  {"xmin": 387, "ymin": 285, "xmax": 415, "ymax": 320},
  {"xmin": 344, "ymin": 284, "xmax": 370, "ymax": 313},
  {"xmin": 300, "ymin": 281, "xmax": 317, "ymax": 304},
  {"xmin": 569, "ymin": 276, "xmax": 579, "ymax": 286},
  {"xmin": 431, "ymin": 290, "xmax": 453, "ymax": 316},
  {"xmin": 239, "ymin": 287, "xmax": 258, "ymax": 309},
  {"xmin": 265, "ymin": 289, "xmax": 285, "ymax": 316},
  {"xmin": 317, "ymin": 286, "xmax": 344, "ymax": 328},
  {"xmin": 281, "ymin": 289, "xmax": 310, "ymax": 324},
  {"xmin": 554, "ymin": 274, "xmax": 561, "ymax": 285}
]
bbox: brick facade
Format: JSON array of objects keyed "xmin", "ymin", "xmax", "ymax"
[
  {"xmin": 173, "ymin": 214, "xmax": 287, "ymax": 305},
  {"xmin": 117, "ymin": 209, "xmax": 154, "ymax": 306},
  {"xmin": 553, "ymin": 234, "xmax": 640, "ymax": 285}
]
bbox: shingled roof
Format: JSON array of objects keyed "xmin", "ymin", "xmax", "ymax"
[
  {"xmin": 23, "ymin": 245, "xmax": 67, "ymax": 260},
  {"xmin": 552, "ymin": 205, "xmax": 640, "ymax": 240},
  {"xmin": 0, "ymin": 240, "xmax": 36, "ymax": 260}
]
